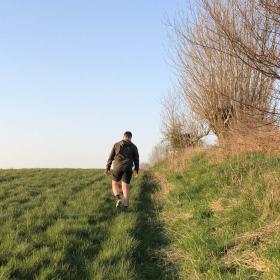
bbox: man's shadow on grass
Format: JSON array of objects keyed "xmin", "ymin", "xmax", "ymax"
[{"xmin": 132, "ymin": 172, "xmax": 178, "ymax": 280}]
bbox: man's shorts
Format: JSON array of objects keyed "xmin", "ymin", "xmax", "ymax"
[{"xmin": 112, "ymin": 170, "xmax": 133, "ymax": 184}]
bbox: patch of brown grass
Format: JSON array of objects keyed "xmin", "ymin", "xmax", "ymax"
[
  {"xmin": 162, "ymin": 211, "xmax": 193, "ymax": 224},
  {"xmin": 220, "ymin": 118, "xmax": 280, "ymax": 156},
  {"xmin": 238, "ymin": 219, "xmax": 280, "ymax": 244},
  {"xmin": 224, "ymin": 250, "xmax": 270, "ymax": 273},
  {"xmin": 223, "ymin": 219, "xmax": 280, "ymax": 272},
  {"xmin": 209, "ymin": 198, "xmax": 238, "ymax": 213}
]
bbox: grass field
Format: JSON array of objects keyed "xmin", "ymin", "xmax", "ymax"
[
  {"xmin": 1, "ymin": 152, "xmax": 280, "ymax": 280},
  {"xmin": 0, "ymin": 169, "xmax": 176, "ymax": 280},
  {"xmin": 155, "ymin": 152, "xmax": 280, "ymax": 279}
]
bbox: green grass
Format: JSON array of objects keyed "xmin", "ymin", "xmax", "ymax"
[
  {"xmin": 0, "ymin": 169, "xmax": 176, "ymax": 280},
  {"xmin": 155, "ymin": 152, "xmax": 280, "ymax": 279},
  {"xmin": 2, "ymin": 152, "xmax": 279, "ymax": 280}
]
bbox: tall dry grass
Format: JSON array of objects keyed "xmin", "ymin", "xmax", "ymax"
[{"xmin": 219, "ymin": 116, "xmax": 280, "ymax": 155}]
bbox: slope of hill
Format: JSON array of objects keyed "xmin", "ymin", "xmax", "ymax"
[{"xmin": 153, "ymin": 151, "xmax": 280, "ymax": 279}]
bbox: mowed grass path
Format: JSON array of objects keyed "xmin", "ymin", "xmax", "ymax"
[{"xmin": 0, "ymin": 169, "xmax": 176, "ymax": 280}]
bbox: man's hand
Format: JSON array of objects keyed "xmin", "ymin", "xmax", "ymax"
[
  {"xmin": 134, "ymin": 170, "xmax": 139, "ymax": 178},
  {"xmin": 104, "ymin": 170, "xmax": 111, "ymax": 176}
]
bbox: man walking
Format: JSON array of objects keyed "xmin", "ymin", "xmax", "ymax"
[{"xmin": 105, "ymin": 131, "xmax": 139, "ymax": 209}]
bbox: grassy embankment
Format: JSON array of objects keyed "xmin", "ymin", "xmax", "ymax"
[
  {"xmin": 154, "ymin": 150, "xmax": 280, "ymax": 279},
  {"xmin": 0, "ymin": 169, "xmax": 176, "ymax": 280}
]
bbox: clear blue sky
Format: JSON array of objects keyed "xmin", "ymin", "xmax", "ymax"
[{"xmin": 0, "ymin": 0, "xmax": 185, "ymax": 168}]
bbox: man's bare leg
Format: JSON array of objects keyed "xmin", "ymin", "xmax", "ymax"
[
  {"xmin": 121, "ymin": 181, "xmax": 129, "ymax": 207},
  {"xmin": 112, "ymin": 180, "xmax": 120, "ymax": 196}
]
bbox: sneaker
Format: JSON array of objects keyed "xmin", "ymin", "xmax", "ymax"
[
  {"xmin": 116, "ymin": 198, "xmax": 122, "ymax": 209},
  {"xmin": 123, "ymin": 205, "xmax": 128, "ymax": 212}
]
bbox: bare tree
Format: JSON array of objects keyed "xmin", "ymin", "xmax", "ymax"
[
  {"xmin": 202, "ymin": 0, "xmax": 280, "ymax": 80},
  {"xmin": 161, "ymin": 91, "xmax": 210, "ymax": 150},
  {"xmin": 170, "ymin": 0, "xmax": 279, "ymax": 139}
]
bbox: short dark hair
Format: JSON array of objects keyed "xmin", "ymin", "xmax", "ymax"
[{"xmin": 124, "ymin": 131, "xmax": 132, "ymax": 138}]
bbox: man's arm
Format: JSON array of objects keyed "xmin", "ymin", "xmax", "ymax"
[
  {"xmin": 106, "ymin": 145, "xmax": 116, "ymax": 171},
  {"xmin": 133, "ymin": 146, "xmax": 139, "ymax": 173}
]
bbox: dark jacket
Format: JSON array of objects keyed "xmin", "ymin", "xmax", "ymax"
[{"xmin": 106, "ymin": 140, "xmax": 139, "ymax": 172}]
